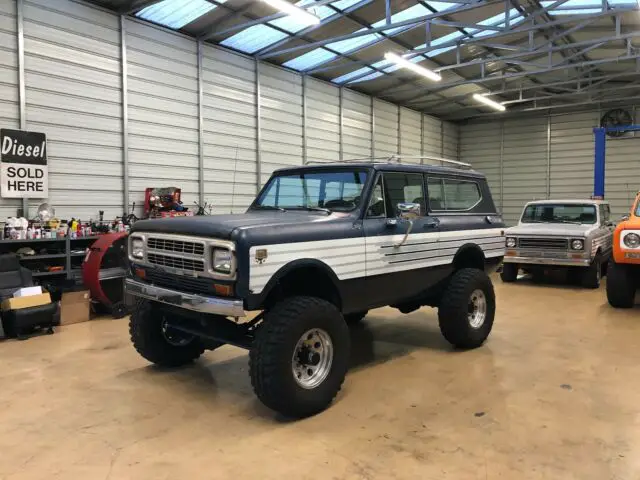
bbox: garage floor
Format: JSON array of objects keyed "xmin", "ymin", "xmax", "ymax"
[{"xmin": 2, "ymin": 276, "xmax": 640, "ymax": 480}]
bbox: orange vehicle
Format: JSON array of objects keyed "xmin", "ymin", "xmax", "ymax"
[{"xmin": 607, "ymin": 192, "xmax": 640, "ymax": 307}]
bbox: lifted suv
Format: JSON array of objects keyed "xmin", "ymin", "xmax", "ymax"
[
  {"xmin": 126, "ymin": 158, "xmax": 505, "ymax": 417},
  {"xmin": 607, "ymin": 191, "xmax": 640, "ymax": 308}
]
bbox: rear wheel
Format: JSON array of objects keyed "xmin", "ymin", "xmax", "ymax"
[
  {"xmin": 129, "ymin": 300, "xmax": 206, "ymax": 367},
  {"xmin": 582, "ymin": 253, "xmax": 602, "ymax": 289},
  {"xmin": 249, "ymin": 296, "xmax": 350, "ymax": 418},
  {"xmin": 606, "ymin": 261, "xmax": 636, "ymax": 308},
  {"xmin": 500, "ymin": 263, "xmax": 518, "ymax": 283},
  {"xmin": 438, "ymin": 268, "xmax": 496, "ymax": 349}
]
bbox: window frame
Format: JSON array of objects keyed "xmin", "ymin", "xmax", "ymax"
[
  {"xmin": 426, "ymin": 175, "xmax": 483, "ymax": 213},
  {"xmin": 365, "ymin": 172, "xmax": 388, "ymax": 218}
]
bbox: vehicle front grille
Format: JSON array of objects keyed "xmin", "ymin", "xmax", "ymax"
[
  {"xmin": 147, "ymin": 237, "xmax": 205, "ymax": 256},
  {"xmin": 518, "ymin": 238, "xmax": 568, "ymax": 250},
  {"xmin": 147, "ymin": 253, "xmax": 205, "ymax": 272},
  {"xmin": 145, "ymin": 269, "xmax": 214, "ymax": 296}
]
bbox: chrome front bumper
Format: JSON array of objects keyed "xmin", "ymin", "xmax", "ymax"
[
  {"xmin": 125, "ymin": 278, "xmax": 246, "ymax": 317},
  {"xmin": 503, "ymin": 255, "xmax": 591, "ymax": 267}
]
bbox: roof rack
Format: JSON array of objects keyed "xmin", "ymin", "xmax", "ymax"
[{"xmin": 304, "ymin": 154, "xmax": 472, "ymax": 170}]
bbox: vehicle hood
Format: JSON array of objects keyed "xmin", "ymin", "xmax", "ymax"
[
  {"xmin": 505, "ymin": 222, "xmax": 596, "ymax": 237},
  {"xmin": 130, "ymin": 211, "xmax": 350, "ymax": 241}
]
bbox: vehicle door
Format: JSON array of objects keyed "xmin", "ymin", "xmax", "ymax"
[
  {"xmin": 426, "ymin": 175, "xmax": 505, "ymax": 264},
  {"xmin": 362, "ymin": 171, "xmax": 441, "ymax": 307},
  {"xmin": 596, "ymin": 203, "xmax": 614, "ymax": 258}
]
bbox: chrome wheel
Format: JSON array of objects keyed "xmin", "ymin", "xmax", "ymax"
[
  {"xmin": 292, "ymin": 329, "xmax": 333, "ymax": 389},
  {"xmin": 468, "ymin": 289, "xmax": 487, "ymax": 329},
  {"xmin": 161, "ymin": 318, "xmax": 194, "ymax": 347}
]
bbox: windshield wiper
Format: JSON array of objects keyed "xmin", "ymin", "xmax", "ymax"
[
  {"xmin": 252, "ymin": 205, "xmax": 286, "ymax": 212},
  {"xmin": 555, "ymin": 219, "xmax": 581, "ymax": 225},
  {"xmin": 293, "ymin": 206, "xmax": 331, "ymax": 215}
]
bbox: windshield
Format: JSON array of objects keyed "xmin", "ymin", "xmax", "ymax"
[
  {"xmin": 521, "ymin": 203, "xmax": 597, "ymax": 224},
  {"xmin": 253, "ymin": 169, "xmax": 369, "ymax": 212}
]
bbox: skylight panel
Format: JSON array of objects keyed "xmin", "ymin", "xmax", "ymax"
[
  {"xmin": 285, "ymin": 2, "xmax": 448, "ymax": 72},
  {"xmin": 137, "ymin": 0, "xmax": 223, "ymax": 29},
  {"xmin": 540, "ymin": 0, "xmax": 630, "ymax": 13},
  {"xmin": 221, "ymin": 0, "xmax": 363, "ymax": 54}
]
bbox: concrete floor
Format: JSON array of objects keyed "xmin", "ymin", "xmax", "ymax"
[{"xmin": 2, "ymin": 275, "xmax": 640, "ymax": 480}]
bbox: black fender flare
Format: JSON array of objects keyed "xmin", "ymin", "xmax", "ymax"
[{"xmin": 452, "ymin": 243, "xmax": 486, "ymax": 270}]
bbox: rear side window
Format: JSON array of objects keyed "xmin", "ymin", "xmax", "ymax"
[{"xmin": 428, "ymin": 177, "xmax": 482, "ymax": 211}]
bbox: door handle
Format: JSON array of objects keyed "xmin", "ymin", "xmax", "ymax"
[{"xmin": 425, "ymin": 218, "xmax": 440, "ymax": 228}]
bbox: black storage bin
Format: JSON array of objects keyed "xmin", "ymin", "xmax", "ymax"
[{"xmin": 2, "ymin": 302, "xmax": 57, "ymax": 339}]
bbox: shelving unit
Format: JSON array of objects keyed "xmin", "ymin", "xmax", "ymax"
[{"xmin": 0, "ymin": 235, "xmax": 126, "ymax": 285}]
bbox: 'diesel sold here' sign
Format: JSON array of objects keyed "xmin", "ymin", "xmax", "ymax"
[{"xmin": 0, "ymin": 129, "xmax": 48, "ymax": 198}]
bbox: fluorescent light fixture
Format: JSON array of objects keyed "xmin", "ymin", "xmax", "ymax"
[
  {"xmin": 384, "ymin": 52, "xmax": 441, "ymax": 81},
  {"xmin": 261, "ymin": 0, "xmax": 321, "ymax": 25},
  {"xmin": 473, "ymin": 93, "xmax": 506, "ymax": 111}
]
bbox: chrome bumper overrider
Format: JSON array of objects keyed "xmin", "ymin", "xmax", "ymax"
[
  {"xmin": 125, "ymin": 278, "xmax": 246, "ymax": 317},
  {"xmin": 503, "ymin": 255, "xmax": 590, "ymax": 267}
]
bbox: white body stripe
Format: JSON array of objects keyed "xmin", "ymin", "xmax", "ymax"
[{"xmin": 249, "ymin": 228, "xmax": 505, "ymax": 293}]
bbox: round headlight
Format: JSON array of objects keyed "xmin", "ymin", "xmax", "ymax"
[
  {"xmin": 623, "ymin": 232, "xmax": 640, "ymax": 248},
  {"xmin": 213, "ymin": 249, "xmax": 232, "ymax": 274},
  {"xmin": 571, "ymin": 239, "xmax": 584, "ymax": 250},
  {"xmin": 131, "ymin": 238, "xmax": 144, "ymax": 259},
  {"xmin": 506, "ymin": 237, "xmax": 517, "ymax": 248}
]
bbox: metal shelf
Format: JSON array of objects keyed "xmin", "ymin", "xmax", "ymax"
[
  {"xmin": 1, "ymin": 238, "xmax": 65, "ymax": 243},
  {"xmin": 70, "ymin": 252, "xmax": 88, "ymax": 257},
  {"xmin": 32, "ymin": 270, "xmax": 67, "ymax": 277},
  {"xmin": 19, "ymin": 254, "xmax": 66, "ymax": 260},
  {"xmin": 71, "ymin": 267, "xmax": 126, "ymax": 281}
]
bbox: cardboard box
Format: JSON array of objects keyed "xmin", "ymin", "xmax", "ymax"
[
  {"xmin": 2, "ymin": 292, "xmax": 51, "ymax": 311},
  {"xmin": 14, "ymin": 286, "xmax": 43, "ymax": 298},
  {"xmin": 60, "ymin": 290, "xmax": 90, "ymax": 326}
]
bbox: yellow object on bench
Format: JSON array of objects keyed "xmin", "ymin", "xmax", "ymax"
[{"xmin": 2, "ymin": 293, "xmax": 52, "ymax": 311}]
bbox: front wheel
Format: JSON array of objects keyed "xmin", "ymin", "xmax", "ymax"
[
  {"xmin": 129, "ymin": 300, "xmax": 206, "ymax": 367},
  {"xmin": 500, "ymin": 263, "xmax": 518, "ymax": 282},
  {"xmin": 438, "ymin": 268, "xmax": 496, "ymax": 349},
  {"xmin": 606, "ymin": 261, "xmax": 636, "ymax": 308},
  {"xmin": 582, "ymin": 254, "xmax": 602, "ymax": 289},
  {"xmin": 249, "ymin": 296, "xmax": 350, "ymax": 418}
]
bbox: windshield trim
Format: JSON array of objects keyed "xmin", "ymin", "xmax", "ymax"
[{"xmin": 520, "ymin": 203, "xmax": 598, "ymax": 225}]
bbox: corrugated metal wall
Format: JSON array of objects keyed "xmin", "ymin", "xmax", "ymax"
[
  {"xmin": 342, "ymin": 89, "xmax": 371, "ymax": 159},
  {"xmin": 24, "ymin": 0, "xmax": 123, "ymax": 220},
  {"xmin": 460, "ymin": 109, "xmax": 640, "ymax": 225},
  {"xmin": 0, "ymin": 0, "xmax": 19, "ymax": 219},
  {"xmin": 373, "ymin": 99, "xmax": 398, "ymax": 157},
  {"xmin": 2, "ymin": 0, "xmax": 459, "ymax": 221},
  {"xmin": 305, "ymin": 77, "xmax": 340, "ymax": 164},
  {"xmin": 399, "ymin": 107, "xmax": 421, "ymax": 162}
]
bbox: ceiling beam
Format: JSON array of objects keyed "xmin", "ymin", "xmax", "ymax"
[
  {"xmin": 257, "ymin": 0, "xmax": 504, "ymax": 60},
  {"xmin": 120, "ymin": 0, "xmax": 162, "ymax": 14}
]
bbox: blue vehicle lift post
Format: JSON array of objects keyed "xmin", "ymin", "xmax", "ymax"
[{"xmin": 593, "ymin": 125, "xmax": 640, "ymax": 199}]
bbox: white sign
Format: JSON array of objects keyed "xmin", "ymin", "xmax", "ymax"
[{"xmin": 0, "ymin": 129, "xmax": 48, "ymax": 198}]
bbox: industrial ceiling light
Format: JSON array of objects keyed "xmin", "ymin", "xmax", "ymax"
[
  {"xmin": 384, "ymin": 52, "xmax": 442, "ymax": 82},
  {"xmin": 261, "ymin": 0, "xmax": 321, "ymax": 25},
  {"xmin": 473, "ymin": 93, "xmax": 506, "ymax": 112}
]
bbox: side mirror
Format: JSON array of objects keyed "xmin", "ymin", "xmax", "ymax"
[
  {"xmin": 605, "ymin": 220, "xmax": 614, "ymax": 227},
  {"xmin": 396, "ymin": 202, "xmax": 421, "ymax": 220},
  {"xmin": 392, "ymin": 202, "xmax": 421, "ymax": 248}
]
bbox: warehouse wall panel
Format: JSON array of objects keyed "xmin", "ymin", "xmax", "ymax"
[
  {"xmin": 399, "ymin": 107, "xmax": 421, "ymax": 163},
  {"xmin": 202, "ymin": 45, "xmax": 256, "ymax": 214},
  {"xmin": 306, "ymin": 77, "xmax": 339, "ymax": 164},
  {"xmin": 260, "ymin": 63, "xmax": 302, "ymax": 185},
  {"xmin": 23, "ymin": 0, "xmax": 123, "ymax": 219},
  {"xmin": 461, "ymin": 108, "xmax": 640, "ymax": 225},
  {"xmin": 443, "ymin": 121, "xmax": 459, "ymax": 159},
  {"xmin": 125, "ymin": 18, "xmax": 199, "ymax": 216},
  {"xmin": 342, "ymin": 89, "xmax": 371, "ymax": 159},
  {"xmin": 373, "ymin": 99, "xmax": 398, "ymax": 157},
  {"xmin": 0, "ymin": 0, "xmax": 19, "ymax": 218},
  {"xmin": 0, "ymin": 0, "xmax": 461, "ymax": 222},
  {"xmin": 459, "ymin": 121, "xmax": 502, "ymax": 214},
  {"xmin": 422, "ymin": 115, "xmax": 441, "ymax": 158}
]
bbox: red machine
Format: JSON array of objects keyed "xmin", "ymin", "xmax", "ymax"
[
  {"xmin": 81, "ymin": 232, "xmax": 129, "ymax": 318},
  {"xmin": 144, "ymin": 187, "xmax": 184, "ymax": 218}
]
